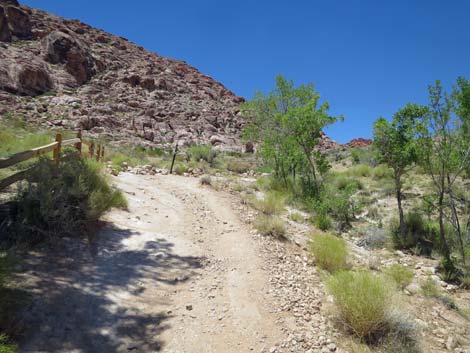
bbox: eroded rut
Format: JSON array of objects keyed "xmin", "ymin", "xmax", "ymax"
[{"xmin": 16, "ymin": 173, "xmax": 283, "ymax": 353}]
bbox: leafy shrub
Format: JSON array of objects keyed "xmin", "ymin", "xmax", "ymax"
[
  {"xmin": 226, "ymin": 158, "xmax": 252, "ymax": 174},
  {"xmin": 389, "ymin": 212, "xmax": 435, "ymax": 254},
  {"xmin": 250, "ymin": 192, "xmax": 285, "ymax": 215},
  {"xmin": 383, "ymin": 264, "xmax": 414, "ymax": 289},
  {"xmin": 199, "ymin": 175, "xmax": 212, "ymax": 185},
  {"xmin": 372, "ymin": 165, "xmax": 393, "ymax": 180},
  {"xmin": 347, "ymin": 164, "xmax": 372, "ymax": 178},
  {"xmin": 109, "ymin": 152, "xmax": 141, "ymax": 171},
  {"xmin": 289, "ymin": 212, "xmax": 304, "ymax": 223},
  {"xmin": 6, "ymin": 156, "xmax": 126, "ymax": 244},
  {"xmin": 350, "ymin": 148, "xmax": 362, "ymax": 164},
  {"xmin": 325, "ymin": 183, "xmax": 360, "ymax": 230},
  {"xmin": 173, "ymin": 163, "xmax": 188, "ymax": 175},
  {"xmin": 253, "ymin": 215, "xmax": 286, "ymax": 237},
  {"xmin": 187, "ymin": 145, "xmax": 217, "ymax": 166},
  {"xmin": 326, "ymin": 270, "xmax": 394, "ymax": 338},
  {"xmin": 420, "ymin": 278, "xmax": 440, "ymax": 298},
  {"xmin": 310, "ymin": 233, "xmax": 348, "ymax": 272},
  {"xmin": 313, "ymin": 212, "xmax": 332, "ymax": 231},
  {"xmin": 0, "ymin": 334, "xmax": 16, "ymax": 353}
]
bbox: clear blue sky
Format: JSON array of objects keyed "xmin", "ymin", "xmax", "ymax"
[{"xmin": 21, "ymin": 0, "xmax": 470, "ymax": 143}]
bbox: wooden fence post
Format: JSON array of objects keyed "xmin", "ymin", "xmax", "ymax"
[
  {"xmin": 75, "ymin": 130, "xmax": 82, "ymax": 155},
  {"xmin": 53, "ymin": 133, "xmax": 62, "ymax": 164},
  {"xmin": 169, "ymin": 142, "xmax": 179, "ymax": 174},
  {"xmin": 89, "ymin": 143, "xmax": 95, "ymax": 159},
  {"xmin": 96, "ymin": 145, "xmax": 101, "ymax": 162}
]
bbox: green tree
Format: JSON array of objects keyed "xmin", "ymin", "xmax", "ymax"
[
  {"xmin": 419, "ymin": 80, "xmax": 470, "ymax": 271},
  {"xmin": 243, "ymin": 75, "xmax": 342, "ymax": 194},
  {"xmin": 373, "ymin": 104, "xmax": 427, "ymax": 239}
]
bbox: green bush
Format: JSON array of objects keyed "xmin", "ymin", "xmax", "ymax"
[
  {"xmin": 389, "ymin": 212, "xmax": 434, "ymax": 253},
  {"xmin": 420, "ymin": 277, "xmax": 440, "ymax": 298},
  {"xmin": 253, "ymin": 215, "xmax": 286, "ymax": 237},
  {"xmin": 0, "ymin": 334, "xmax": 16, "ymax": 353},
  {"xmin": 372, "ymin": 165, "xmax": 393, "ymax": 180},
  {"xmin": 226, "ymin": 158, "xmax": 252, "ymax": 174},
  {"xmin": 383, "ymin": 264, "xmax": 414, "ymax": 289},
  {"xmin": 250, "ymin": 192, "xmax": 285, "ymax": 215},
  {"xmin": 173, "ymin": 163, "xmax": 188, "ymax": 175},
  {"xmin": 347, "ymin": 164, "xmax": 372, "ymax": 178},
  {"xmin": 289, "ymin": 212, "xmax": 304, "ymax": 223},
  {"xmin": 187, "ymin": 145, "xmax": 217, "ymax": 166},
  {"xmin": 310, "ymin": 233, "xmax": 348, "ymax": 272},
  {"xmin": 313, "ymin": 213, "xmax": 332, "ymax": 231},
  {"xmin": 6, "ymin": 156, "xmax": 127, "ymax": 244},
  {"xmin": 326, "ymin": 270, "xmax": 394, "ymax": 338}
]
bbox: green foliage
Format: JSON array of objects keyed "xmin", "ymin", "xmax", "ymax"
[
  {"xmin": 242, "ymin": 75, "xmax": 342, "ymax": 196},
  {"xmin": 313, "ymin": 212, "xmax": 333, "ymax": 231},
  {"xmin": 346, "ymin": 164, "xmax": 372, "ymax": 178},
  {"xmin": 187, "ymin": 145, "xmax": 217, "ymax": 166},
  {"xmin": 383, "ymin": 264, "xmax": 414, "ymax": 289},
  {"xmin": 419, "ymin": 79, "xmax": 470, "ymax": 273},
  {"xmin": 6, "ymin": 156, "xmax": 126, "ymax": 244},
  {"xmin": 226, "ymin": 158, "xmax": 252, "ymax": 174},
  {"xmin": 310, "ymin": 233, "xmax": 348, "ymax": 272},
  {"xmin": 372, "ymin": 165, "xmax": 393, "ymax": 180},
  {"xmin": 326, "ymin": 270, "xmax": 394, "ymax": 338},
  {"xmin": 289, "ymin": 212, "xmax": 305, "ymax": 223},
  {"xmin": 253, "ymin": 215, "xmax": 286, "ymax": 237},
  {"xmin": 349, "ymin": 147, "xmax": 378, "ymax": 166},
  {"xmin": 420, "ymin": 277, "xmax": 440, "ymax": 298},
  {"xmin": 249, "ymin": 192, "xmax": 285, "ymax": 215},
  {"xmin": 373, "ymin": 103, "xmax": 428, "ymax": 242},
  {"xmin": 173, "ymin": 163, "xmax": 188, "ymax": 175},
  {"xmin": 324, "ymin": 181, "xmax": 361, "ymax": 230},
  {"xmin": 0, "ymin": 335, "xmax": 16, "ymax": 353}
]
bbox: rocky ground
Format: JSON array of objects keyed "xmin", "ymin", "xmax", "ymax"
[{"xmin": 5, "ymin": 167, "xmax": 469, "ymax": 353}]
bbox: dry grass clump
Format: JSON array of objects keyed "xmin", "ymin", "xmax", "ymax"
[
  {"xmin": 199, "ymin": 175, "xmax": 212, "ymax": 186},
  {"xmin": 326, "ymin": 270, "xmax": 394, "ymax": 338},
  {"xmin": 289, "ymin": 212, "xmax": 305, "ymax": 223},
  {"xmin": 249, "ymin": 192, "xmax": 285, "ymax": 215},
  {"xmin": 310, "ymin": 233, "xmax": 348, "ymax": 272},
  {"xmin": 253, "ymin": 215, "xmax": 286, "ymax": 238},
  {"xmin": 383, "ymin": 264, "xmax": 414, "ymax": 289}
]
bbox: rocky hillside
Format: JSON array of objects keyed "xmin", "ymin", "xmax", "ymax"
[{"xmin": 0, "ymin": 0, "xmax": 246, "ymax": 149}]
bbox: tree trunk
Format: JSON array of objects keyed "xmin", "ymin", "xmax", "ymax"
[
  {"xmin": 447, "ymin": 174, "xmax": 467, "ymax": 267},
  {"xmin": 438, "ymin": 178, "xmax": 451, "ymax": 262},
  {"xmin": 395, "ymin": 174, "xmax": 405, "ymax": 238}
]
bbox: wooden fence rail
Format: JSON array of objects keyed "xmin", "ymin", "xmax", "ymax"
[{"xmin": 0, "ymin": 130, "xmax": 104, "ymax": 191}]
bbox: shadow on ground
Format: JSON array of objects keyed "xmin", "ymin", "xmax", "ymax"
[{"xmin": 8, "ymin": 223, "xmax": 203, "ymax": 353}]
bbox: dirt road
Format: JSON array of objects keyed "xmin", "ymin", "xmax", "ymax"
[{"xmin": 16, "ymin": 173, "xmax": 284, "ymax": 353}]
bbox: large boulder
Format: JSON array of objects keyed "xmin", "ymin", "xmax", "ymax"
[
  {"xmin": 0, "ymin": 6, "xmax": 11, "ymax": 42},
  {"xmin": 0, "ymin": 60, "xmax": 53, "ymax": 96},
  {"xmin": 42, "ymin": 31, "xmax": 97, "ymax": 84},
  {"xmin": 0, "ymin": 2, "xmax": 32, "ymax": 42}
]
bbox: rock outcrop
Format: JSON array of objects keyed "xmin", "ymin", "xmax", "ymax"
[{"xmin": 0, "ymin": 1, "xmax": 246, "ymax": 149}]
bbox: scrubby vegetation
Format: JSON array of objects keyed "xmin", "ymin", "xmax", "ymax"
[
  {"xmin": 253, "ymin": 215, "xmax": 286, "ymax": 238},
  {"xmin": 383, "ymin": 264, "xmax": 414, "ymax": 289},
  {"xmin": 326, "ymin": 270, "xmax": 394, "ymax": 338},
  {"xmin": 4, "ymin": 155, "xmax": 126, "ymax": 245},
  {"xmin": 310, "ymin": 233, "xmax": 348, "ymax": 272}
]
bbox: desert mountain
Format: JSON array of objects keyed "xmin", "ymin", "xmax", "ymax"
[
  {"xmin": 0, "ymin": 0, "xmax": 370, "ymax": 151},
  {"xmin": 0, "ymin": 0, "xmax": 246, "ymax": 149}
]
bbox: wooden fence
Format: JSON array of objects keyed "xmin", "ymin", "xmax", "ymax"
[{"xmin": 0, "ymin": 130, "xmax": 104, "ymax": 191}]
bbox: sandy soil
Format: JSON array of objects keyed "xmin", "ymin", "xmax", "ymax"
[{"xmin": 14, "ymin": 173, "xmax": 284, "ymax": 353}]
